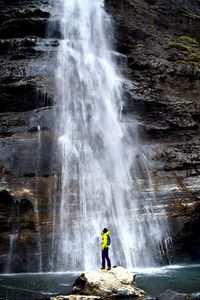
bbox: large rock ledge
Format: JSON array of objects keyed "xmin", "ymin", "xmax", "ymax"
[{"xmin": 47, "ymin": 267, "xmax": 146, "ymax": 300}]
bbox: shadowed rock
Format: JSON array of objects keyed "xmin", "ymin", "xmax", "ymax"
[{"xmin": 158, "ymin": 289, "xmax": 200, "ymax": 300}]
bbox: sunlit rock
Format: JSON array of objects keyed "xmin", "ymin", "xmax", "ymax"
[{"xmin": 72, "ymin": 267, "xmax": 145, "ymax": 298}]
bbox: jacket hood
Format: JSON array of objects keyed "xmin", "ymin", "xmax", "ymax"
[{"xmin": 101, "ymin": 230, "xmax": 110, "ymax": 236}]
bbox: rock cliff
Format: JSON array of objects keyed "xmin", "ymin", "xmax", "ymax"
[
  {"xmin": 105, "ymin": 0, "xmax": 200, "ymax": 263},
  {"xmin": 0, "ymin": 0, "xmax": 200, "ymax": 272},
  {"xmin": 0, "ymin": 0, "xmax": 56, "ymax": 272}
]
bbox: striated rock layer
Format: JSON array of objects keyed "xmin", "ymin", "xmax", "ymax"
[
  {"xmin": 0, "ymin": 0, "xmax": 57, "ymax": 272},
  {"xmin": 0, "ymin": 0, "xmax": 200, "ymax": 272},
  {"xmin": 105, "ymin": 0, "xmax": 200, "ymax": 263}
]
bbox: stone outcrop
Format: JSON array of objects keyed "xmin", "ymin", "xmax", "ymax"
[
  {"xmin": 158, "ymin": 289, "xmax": 200, "ymax": 300},
  {"xmin": 72, "ymin": 267, "xmax": 145, "ymax": 298}
]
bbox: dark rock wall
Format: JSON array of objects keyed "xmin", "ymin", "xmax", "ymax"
[
  {"xmin": 105, "ymin": 0, "xmax": 200, "ymax": 262},
  {"xmin": 0, "ymin": 0, "xmax": 56, "ymax": 272},
  {"xmin": 0, "ymin": 0, "xmax": 200, "ymax": 272}
]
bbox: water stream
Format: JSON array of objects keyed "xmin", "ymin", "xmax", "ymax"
[
  {"xmin": 49, "ymin": 0, "xmax": 171, "ymax": 271},
  {"xmin": 5, "ymin": 200, "xmax": 20, "ymax": 274}
]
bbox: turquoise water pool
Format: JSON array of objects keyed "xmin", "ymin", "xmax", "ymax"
[{"xmin": 0, "ymin": 264, "xmax": 199, "ymax": 300}]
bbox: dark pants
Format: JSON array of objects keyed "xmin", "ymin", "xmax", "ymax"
[{"xmin": 102, "ymin": 248, "xmax": 111, "ymax": 268}]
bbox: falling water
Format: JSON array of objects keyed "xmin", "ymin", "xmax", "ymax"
[
  {"xmin": 50, "ymin": 0, "xmax": 170, "ymax": 271},
  {"xmin": 5, "ymin": 200, "xmax": 19, "ymax": 273},
  {"xmin": 34, "ymin": 123, "xmax": 43, "ymax": 272}
]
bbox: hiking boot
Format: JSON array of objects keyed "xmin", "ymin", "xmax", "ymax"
[
  {"xmin": 107, "ymin": 267, "xmax": 111, "ymax": 270},
  {"xmin": 101, "ymin": 267, "xmax": 105, "ymax": 269}
]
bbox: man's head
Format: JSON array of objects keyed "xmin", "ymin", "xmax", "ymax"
[{"xmin": 103, "ymin": 228, "xmax": 108, "ymax": 233}]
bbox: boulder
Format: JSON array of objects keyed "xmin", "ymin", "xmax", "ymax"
[
  {"xmin": 72, "ymin": 266, "xmax": 145, "ymax": 298},
  {"xmin": 158, "ymin": 289, "xmax": 200, "ymax": 300}
]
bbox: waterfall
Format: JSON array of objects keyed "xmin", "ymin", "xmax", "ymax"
[{"xmin": 50, "ymin": 0, "xmax": 170, "ymax": 271}]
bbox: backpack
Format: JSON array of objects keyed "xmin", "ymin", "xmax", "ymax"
[{"xmin": 107, "ymin": 235, "xmax": 111, "ymax": 246}]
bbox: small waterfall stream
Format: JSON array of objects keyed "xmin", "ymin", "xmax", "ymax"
[
  {"xmin": 34, "ymin": 124, "xmax": 43, "ymax": 272},
  {"xmin": 5, "ymin": 200, "xmax": 20, "ymax": 273},
  {"xmin": 49, "ymin": 0, "xmax": 170, "ymax": 271}
]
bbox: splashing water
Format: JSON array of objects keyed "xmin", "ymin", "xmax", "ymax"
[{"xmin": 50, "ymin": 0, "xmax": 169, "ymax": 271}]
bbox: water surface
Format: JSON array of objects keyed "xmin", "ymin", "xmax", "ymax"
[{"xmin": 0, "ymin": 265, "xmax": 199, "ymax": 300}]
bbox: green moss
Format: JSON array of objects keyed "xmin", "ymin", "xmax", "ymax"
[
  {"xmin": 167, "ymin": 36, "xmax": 200, "ymax": 63},
  {"xmin": 190, "ymin": 52, "xmax": 200, "ymax": 59},
  {"xmin": 179, "ymin": 35, "xmax": 198, "ymax": 44},
  {"xmin": 167, "ymin": 41, "xmax": 194, "ymax": 53},
  {"xmin": 177, "ymin": 60, "xmax": 200, "ymax": 67},
  {"xmin": 163, "ymin": 34, "xmax": 172, "ymax": 38}
]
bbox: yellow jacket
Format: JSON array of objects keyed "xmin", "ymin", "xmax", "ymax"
[{"xmin": 101, "ymin": 230, "xmax": 110, "ymax": 250}]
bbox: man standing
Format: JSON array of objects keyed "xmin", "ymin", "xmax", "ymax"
[{"xmin": 101, "ymin": 228, "xmax": 111, "ymax": 270}]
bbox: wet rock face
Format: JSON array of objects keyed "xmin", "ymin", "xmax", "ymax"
[
  {"xmin": 0, "ymin": 0, "xmax": 57, "ymax": 272},
  {"xmin": 0, "ymin": 190, "xmax": 37, "ymax": 272},
  {"xmin": 105, "ymin": 0, "xmax": 200, "ymax": 263}
]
